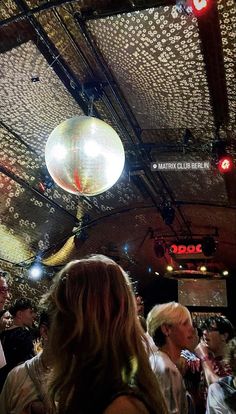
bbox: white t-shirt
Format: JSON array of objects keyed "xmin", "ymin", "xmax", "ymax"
[{"xmin": 150, "ymin": 349, "xmax": 188, "ymax": 414}]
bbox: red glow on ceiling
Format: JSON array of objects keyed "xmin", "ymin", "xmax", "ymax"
[{"xmin": 218, "ymin": 155, "xmax": 234, "ymax": 174}]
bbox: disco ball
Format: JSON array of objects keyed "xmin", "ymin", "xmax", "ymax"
[{"xmin": 45, "ymin": 116, "xmax": 125, "ymax": 196}]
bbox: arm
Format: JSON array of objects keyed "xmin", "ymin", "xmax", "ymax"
[
  {"xmin": 195, "ymin": 342, "xmax": 220, "ymax": 386},
  {"xmin": 200, "ymin": 359, "xmax": 220, "ymax": 386}
]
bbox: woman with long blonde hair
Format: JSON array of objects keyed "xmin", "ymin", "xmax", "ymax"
[{"xmin": 42, "ymin": 255, "xmax": 167, "ymax": 414}]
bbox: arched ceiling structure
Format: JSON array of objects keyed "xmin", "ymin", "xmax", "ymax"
[{"xmin": 0, "ymin": 0, "xmax": 235, "ymax": 297}]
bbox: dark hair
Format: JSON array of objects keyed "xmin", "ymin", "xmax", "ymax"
[
  {"xmin": 0, "ymin": 309, "xmax": 8, "ymax": 318},
  {"xmin": 201, "ymin": 316, "xmax": 234, "ymax": 342},
  {"xmin": 9, "ymin": 298, "xmax": 35, "ymax": 317}
]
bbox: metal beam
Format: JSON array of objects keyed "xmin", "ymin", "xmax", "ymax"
[
  {"xmin": 0, "ymin": 1, "xmax": 176, "ymax": 27},
  {"xmin": 0, "ymin": 164, "xmax": 78, "ymax": 223},
  {"xmin": 196, "ymin": 1, "xmax": 229, "ymax": 128},
  {"xmin": 0, "ymin": 0, "xmax": 77, "ymax": 27}
]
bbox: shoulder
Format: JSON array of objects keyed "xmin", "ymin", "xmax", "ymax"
[
  {"xmin": 150, "ymin": 351, "xmax": 180, "ymax": 375},
  {"xmin": 103, "ymin": 395, "xmax": 150, "ymax": 414},
  {"xmin": 208, "ymin": 382, "xmax": 224, "ymax": 396},
  {"xmin": 4, "ymin": 361, "xmax": 28, "ymax": 384}
]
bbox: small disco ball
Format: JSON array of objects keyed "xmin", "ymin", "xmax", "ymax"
[{"xmin": 45, "ymin": 116, "xmax": 125, "ymax": 196}]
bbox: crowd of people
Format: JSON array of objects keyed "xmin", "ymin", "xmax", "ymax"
[{"xmin": 0, "ymin": 256, "xmax": 235, "ymax": 414}]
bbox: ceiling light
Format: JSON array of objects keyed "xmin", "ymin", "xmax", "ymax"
[
  {"xmin": 192, "ymin": 0, "xmax": 208, "ymax": 12},
  {"xmin": 200, "ymin": 265, "xmax": 207, "ymax": 272},
  {"xmin": 28, "ymin": 263, "xmax": 43, "ymax": 280}
]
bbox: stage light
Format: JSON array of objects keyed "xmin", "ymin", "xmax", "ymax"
[
  {"xmin": 222, "ymin": 270, "xmax": 229, "ymax": 276},
  {"xmin": 124, "ymin": 244, "xmax": 129, "ymax": 253},
  {"xmin": 200, "ymin": 265, "xmax": 207, "ymax": 272},
  {"xmin": 201, "ymin": 236, "xmax": 216, "ymax": 257},
  {"xmin": 218, "ymin": 155, "xmax": 234, "ymax": 174},
  {"xmin": 176, "ymin": 0, "xmax": 210, "ymax": 15},
  {"xmin": 192, "ymin": 0, "xmax": 208, "ymax": 12},
  {"xmin": 28, "ymin": 263, "xmax": 43, "ymax": 280},
  {"xmin": 166, "ymin": 265, "xmax": 173, "ymax": 272}
]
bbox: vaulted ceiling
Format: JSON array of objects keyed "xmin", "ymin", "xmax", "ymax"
[{"xmin": 0, "ymin": 0, "xmax": 236, "ymax": 298}]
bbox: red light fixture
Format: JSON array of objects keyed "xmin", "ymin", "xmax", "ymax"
[
  {"xmin": 218, "ymin": 155, "xmax": 234, "ymax": 174},
  {"xmin": 192, "ymin": 0, "xmax": 208, "ymax": 11}
]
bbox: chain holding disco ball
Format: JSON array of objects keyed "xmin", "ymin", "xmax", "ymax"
[{"xmin": 45, "ymin": 116, "xmax": 125, "ymax": 196}]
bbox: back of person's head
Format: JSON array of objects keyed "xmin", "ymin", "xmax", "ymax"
[
  {"xmin": 201, "ymin": 316, "xmax": 234, "ymax": 343},
  {"xmin": 34, "ymin": 309, "xmax": 51, "ymax": 353},
  {"xmin": 9, "ymin": 298, "xmax": 35, "ymax": 317},
  {"xmin": 42, "ymin": 254, "xmax": 167, "ymax": 414},
  {"xmin": 147, "ymin": 301, "xmax": 191, "ymax": 347}
]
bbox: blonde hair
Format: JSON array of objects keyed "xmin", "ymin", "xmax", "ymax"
[
  {"xmin": 42, "ymin": 255, "xmax": 167, "ymax": 414},
  {"xmin": 147, "ymin": 301, "xmax": 192, "ymax": 341}
]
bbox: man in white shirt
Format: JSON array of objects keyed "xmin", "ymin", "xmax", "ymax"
[{"xmin": 147, "ymin": 301, "xmax": 195, "ymax": 414}]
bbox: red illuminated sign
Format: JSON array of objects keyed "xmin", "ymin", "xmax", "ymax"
[{"xmin": 170, "ymin": 243, "xmax": 202, "ymax": 255}]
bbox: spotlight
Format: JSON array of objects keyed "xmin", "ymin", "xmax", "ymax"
[
  {"xmin": 212, "ymin": 140, "xmax": 234, "ymax": 173},
  {"xmin": 192, "ymin": 0, "xmax": 208, "ymax": 12},
  {"xmin": 200, "ymin": 265, "xmax": 207, "ymax": 272},
  {"xmin": 222, "ymin": 270, "xmax": 229, "ymax": 276},
  {"xmin": 28, "ymin": 263, "xmax": 43, "ymax": 280},
  {"xmin": 218, "ymin": 155, "xmax": 234, "ymax": 174},
  {"xmin": 166, "ymin": 265, "xmax": 173, "ymax": 272},
  {"xmin": 124, "ymin": 244, "xmax": 129, "ymax": 253},
  {"xmin": 154, "ymin": 240, "xmax": 165, "ymax": 258},
  {"xmin": 176, "ymin": 0, "xmax": 210, "ymax": 15},
  {"xmin": 201, "ymin": 236, "xmax": 216, "ymax": 257},
  {"xmin": 160, "ymin": 203, "xmax": 175, "ymax": 226}
]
